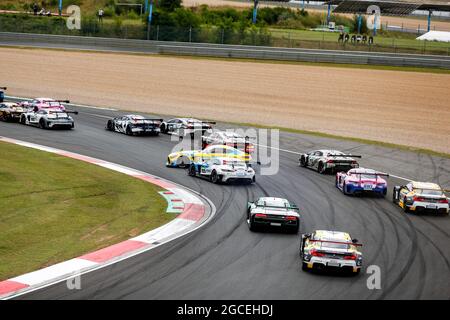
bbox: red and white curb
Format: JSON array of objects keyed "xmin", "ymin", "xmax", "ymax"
[{"xmin": 0, "ymin": 136, "xmax": 215, "ymax": 299}]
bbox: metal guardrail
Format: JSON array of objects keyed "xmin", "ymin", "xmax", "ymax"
[{"xmin": 1, "ymin": 32, "xmax": 450, "ymax": 69}]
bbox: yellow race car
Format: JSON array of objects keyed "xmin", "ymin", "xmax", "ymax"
[
  {"xmin": 393, "ymin": 181, "xmax": 449, "ymax": 215},
  {"xmin": 166, "ymin": 145, "xmax": 251, "ymax": 168}
]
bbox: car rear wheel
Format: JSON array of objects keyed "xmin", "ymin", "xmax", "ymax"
[
  {"xmin": 403, "ymin": 197, "xmax": 410, "ymax": 213},
  {"xmin": 248, "ymin": 217, "xmax": 257, "ymax": 232},
  {"xmin": 301, "ymin": 262, "xmax": 308, "ymax": 271},
  {"xmin": 392, "ymin": 189, "xmax": 398, "ymax": 203},
  {"xmin": 317, "ymin": 162, "xmax": 325, "ymax": 174},
  {"xmin": 188, "ymin": 164, "xmax": 196, "ymax": 177},
  {"xmin": 343, "ymin": 182, "xmax": 349, "ymax": 195},
  {"xmin": 126, "ymin": 126, "xmax": 133, "ymax": 136},
  {"xmin": 20, "ymin": 115, "xmax": 26, "ymax": 125},
  {"xmin": 300, "ymin": 156, "xmax": 307, "ymax": 167},
  {"xmin": 160, "ymin": 123, "xmax": 167, "ymax": 134},
  {"xmin": 107, "ymin": 120, "xmax": 114, "ymax": 131},
  {"xmin": 39, "ymin": 119, "xmax": 46, "ymax": 129},
  {"xmin": 211, "ymin": 170, "xmax": 221, "ymax": 184}
]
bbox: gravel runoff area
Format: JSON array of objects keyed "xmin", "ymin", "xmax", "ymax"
[{"xmin": 1, "ymin": 47, "xmax": 449, "ymax": 154}]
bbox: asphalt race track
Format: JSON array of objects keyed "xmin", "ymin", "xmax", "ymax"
[{"xmin": 1, "ymin": 105, "xmax": 449, "ymax": 299}]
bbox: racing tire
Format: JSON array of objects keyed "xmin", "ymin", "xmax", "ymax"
[
  {"xmin": 20, "ymin": 115, "xmax": 26, "ymax": 125},
  {"xmin": 252, "ymin": 176, "xmax": 256, "ymax": 184},
  {"xmin": 300, "ymin": 156, "xmax": 307, "ymax": 167},
  {"xmin": 160, "ymin": 123, "xmax": 168, "ymax": 134},
  {"xmin": 210, "ymin": 170, "xmax": 221, "ymax": 184},
  {"xmin": 289, "ymin": 225, "xmax": 299, "ymax": 234},
  {"xmin": 188, "ymin": 164, "xmax": 196, "ymax": 177},
  {"xmin": 126, "ymin": 126, "xmax": 133, "ymax": 136},
  {"xmin": 403, "ymin": 198, "xmax": 410, "ymax": 213},
  {"xmin": 317, "ymin": 162, "xmax": 325, "ymax": 174},
  {"xmin": 343, "ymin": 182, "xmax": 349, "ymax": 195},
  {"xmin": 301, "ymin": 262, "xmax": 308, "ymax": 271},
  {"xmin": 39, "ymin": 119, "xmax": 47, "ymax": 129},
  {"xmin": 106, "ymin": 120, "xmax": 114, "ymax": 131},
  {"xmin": 392, "ymin": 189, "xmax": 398, "ymax": 204},
  {"xmin": 248, "ymin": 217, "xmax": 257, "ymax": 232}
]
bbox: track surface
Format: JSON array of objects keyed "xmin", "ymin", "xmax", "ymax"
[{"xmin": 1, "ymin": 106, "xmax": 449, "ymax": 299}]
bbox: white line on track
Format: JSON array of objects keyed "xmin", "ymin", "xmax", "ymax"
[{"xmin": 5, "ymin": 95, "xmax": 414, "ymax": 182}]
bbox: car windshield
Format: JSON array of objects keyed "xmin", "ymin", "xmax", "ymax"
[{"xmin": 416, "ymin": 189, "xmax": 444, "ymax": 196}]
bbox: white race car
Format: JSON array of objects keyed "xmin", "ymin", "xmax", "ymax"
[
  {"xmin": 299, "ymin": 149, "xmax": 361, "ymax": 174},
  {"xmin": 188, "ymin": 157, "xmax": 255, "ymax": 184},
  {"xmin": 106, "ymin": 115, "xmax": 163, "ymax": 136},
  {"xmin": 300, "ymin": 230, "xmax": 363, "ymax": 274},
  {"xmin": 160, "ymin": 118, "xmax": 215, "ymax": 137},
  {"xmin": 20, "ymin": 108, "xmax": 77, "ymax": 129},
  {"xmin": 202, "ymin": 130, "xmax": 255, "ymax": 154}
]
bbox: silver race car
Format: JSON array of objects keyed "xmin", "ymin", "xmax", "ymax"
[
  {"xmin": 20, "ymin": 107, "xmax": 77, "ymax": 129},
  {"xmin": 299, "ymin": 149, "xmax": 361, "ymax": 174},
  {"xmin": 106, "ymin": 115, "xmax": 163, "ymax": 136},
  {"xmin": 160, "ymin": 118, "xmax": 215, "ymax": 137}
]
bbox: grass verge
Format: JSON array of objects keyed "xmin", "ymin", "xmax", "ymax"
[{"xmin": 0, "ymin": 141, "xmax": 172, "ymax": 281}]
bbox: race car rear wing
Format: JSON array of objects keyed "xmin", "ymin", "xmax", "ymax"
[
  {"xmin": 308, "ymin": 239, "xmax": 363, "ymax": 247},
  {"xmin": 353, "ymin": 172, "xmax": 389, "ymax": 179},
  {"xmin": 49, "ymin": 110, "xmax": 78, "ymax": 115},
  {"xmin": 328, "ymin": 154, "xmax": 362, "ymax": 158},
  {"xmin": 132, "ymin": 118, "xmax": 163, "ymax": 123}
]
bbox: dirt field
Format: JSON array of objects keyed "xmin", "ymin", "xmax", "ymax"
[{"xmin": 1, "ymin": 47, "xmax": 449, "ymax": 153}]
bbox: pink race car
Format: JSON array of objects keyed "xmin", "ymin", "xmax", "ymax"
[
  {"xmin": 336, "ymin": 168, "xmax": 389, "ymax": 197},
  {"xmin": 20, "ymin": 98, "xmax": 69, "ymax": 112}
]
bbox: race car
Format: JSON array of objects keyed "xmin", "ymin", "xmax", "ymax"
[
  {"xmin": 300, "ymin": 230, "xmax": 363, "ymax": 274},
  {"xmin": 336, "ymin": 168, "xmax": 388, "ymax": 196},
  {"xmin": 0, "ymin": 87, "xmax": 6, "ymax": 103},
  {"xmin": 202, "ymin": 130, "xmax": 255, "ymax": 154},
  {"xmin": 299, "ymin": 150, "xmax": 361, "ymax": 174},
  {"xmin": 393, "ymin": 181, "xmax": 449, "ymax": 215},
  {"xmin": 188, "ymin": 157, "xmax": 255, "ymax": 184},
  {"xmin": 166, "ymin": 145, "xmax": 251, "ymax": 168},
  {"xmin": 159, "ymin": 118, "xmax": 215, "ymax": 137},
  {"xmin": 20, "ymin": 107, "xmax": 77, "ymax": 129},
  {"xmin": 106, "ymin": 115, "xmax": 163, "ymax": 136},
  {"xmin": 0, "ymin": 102, "xmax": 26, "ymax": 122},
  {"xmin": 19, "ymin": 98, "xmax": 69, "ymax": 111},
  {"xmin": 247, "ymin": 197, "xmax": 300, "ymax": 233}
]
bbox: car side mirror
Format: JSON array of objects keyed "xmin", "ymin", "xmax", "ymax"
[{"xmin": 352, "ymin": 239, "xmax": 358, "ymax": 243}]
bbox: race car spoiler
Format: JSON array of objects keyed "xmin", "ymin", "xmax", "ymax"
[
  {"xmin": 353, "ymin": 172, "xmax": 389, "ymax": 178},
  {"xmin": 328, "ymin": 154, "xmax": 362, "ymax": 158},
  {"xmin": 0, "ymin": 87, "xmax": 6, "ymax": 90},
  {"xmin": 49, "ymin": 110, "xmax": 78, "ymax": 115},
  {"xmin": 131, "ymin": 118, "xmax": 163, "ymax": 123},
  {"xmin": 308, "ymin": 239, "xmax": 363, "ymax": 247}
]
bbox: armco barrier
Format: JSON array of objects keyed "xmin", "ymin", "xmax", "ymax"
[{"xmin": 1, "ymin": 32, "xmax": 450, "ymax": 69}]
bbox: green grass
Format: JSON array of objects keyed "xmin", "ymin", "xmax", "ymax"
[
  {"xmin": 269, "ymin": 28, "xmax": 450, "ymax": 55},
  {"xmin": 0, "ymin": 141, "xmax": 173, "ymax": 281}
]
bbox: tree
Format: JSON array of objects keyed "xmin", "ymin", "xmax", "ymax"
[{"xmin": 159, "ymin": 0, "xmax": 182, "ymax": 12}]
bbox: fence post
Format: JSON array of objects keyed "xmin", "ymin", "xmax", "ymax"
[
  {"xmin": 221, "ymin": 28, "xmax": 224, "ymax": 44},
  {"xmin": 189, "ymin": 26, "xmax": 192, "ymax": 42},
  {"xmin": 156, "ymin": 25, "xmax": 159, "ymax": 41}
]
